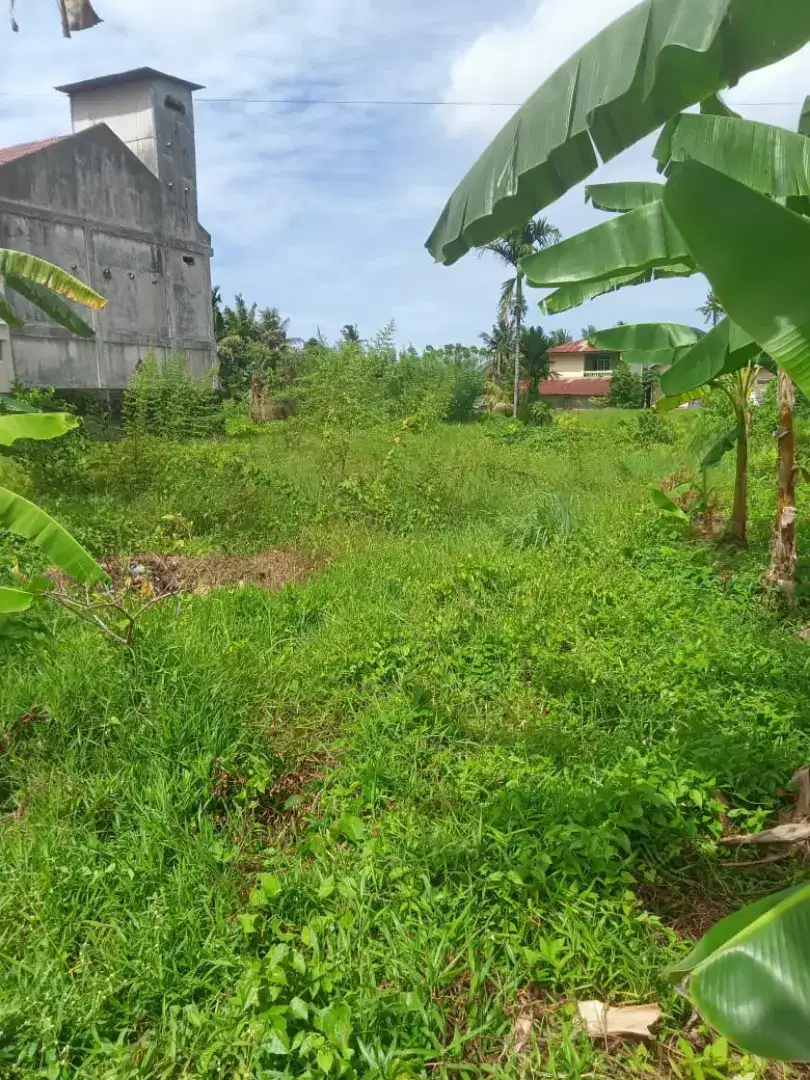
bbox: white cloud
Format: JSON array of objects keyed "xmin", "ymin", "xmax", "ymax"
[{"xmin": 442, "ymin": 0, "xmax": 810, "ymax": 139}]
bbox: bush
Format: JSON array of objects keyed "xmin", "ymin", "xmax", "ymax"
[
  {"xmin": 609, "ymin": 362, "xmax": 644, "ymax": 409},
  {"xmin": 123, "ymin": 352, "xmax": 223, "ymax": 439},
  {"xmin": 635, "ymin": 410, "xmax": 676, "ymax": 446},
  {"xmin": 529, "ymin": 401, "xmax": 553, "ymax": 427}
]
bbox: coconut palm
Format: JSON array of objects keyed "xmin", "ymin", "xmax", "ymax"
[
  {"xmin": 698, "ymin": 290, "xmax": 725, "ymax": 327},
  {"xmin": 479, "ymin": 317, "xmax": 511, "ymax": 382},
  {"xmin": 478, "ymin": 218, "xmax": 561, "ymax": 417}
]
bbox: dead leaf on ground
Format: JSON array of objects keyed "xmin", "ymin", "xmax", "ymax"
[
  {"xmin": 512, "ymin": 1014, "xmax": 535, "ymax": 1055},
  {"xmin": 575, "ymin": 1001, "xmax": 661, "ymax": 1041},
  {"xmin": 719, "ymin": 766, "xmax": 810, "ymax": 863}
]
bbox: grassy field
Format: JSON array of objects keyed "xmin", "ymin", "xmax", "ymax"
[{"xmin": 2, "ymin": 409, "xmax": 809, "ymax": 1079}]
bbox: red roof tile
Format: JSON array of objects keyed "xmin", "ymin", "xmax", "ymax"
[
  {"xmin": 539, "ymin": 377, "xmax": 611, "ymax": 397},
  {"xmin": 0, "ymin": 136, "xmax": 65, "ymax": 167},
  {"xmin": 548, "ymin": 339, "xmax": 620, "ymax": 355}
]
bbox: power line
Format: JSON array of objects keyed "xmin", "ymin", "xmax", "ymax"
[{"xmin": 0, "ymin": 92, "xmax": 804, "ymax": 108}]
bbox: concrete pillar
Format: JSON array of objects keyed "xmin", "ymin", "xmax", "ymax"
[{"xmin": 0, "ymin": 323, "xmax": 13, "ymax": 392}]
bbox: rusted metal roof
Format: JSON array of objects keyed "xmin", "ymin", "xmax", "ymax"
[
  {"xmin": 0, "ymin": 137, "xmax": 65, "ymax": 167},
  {"xmin": 548, "ymin": 339, "xmax": 620, "ymax": 355},
  {"xmin": 539, "ymin": 377, "xmax": 612, "ymax": 397}
]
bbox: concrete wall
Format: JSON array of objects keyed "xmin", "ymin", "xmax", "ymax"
[
  {"xmin": 0, "ymin": 124, "xmax": 214, "ymax": 390},
  {"xmin": 549, "ymin": 354, "xmax": 585, "ymax": 380},
  {"xmin": 0, "ymin": 323, "xmax": 12, "ymax": 392}
]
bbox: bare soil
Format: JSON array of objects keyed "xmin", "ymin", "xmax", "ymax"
[{"xmin": 101, "ymin": 548, "xmax": 314, "ymax": 596}]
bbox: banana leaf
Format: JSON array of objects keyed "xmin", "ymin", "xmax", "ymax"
[
  {"xmin": 0, "ymin": 294, "xmax": 23, "ymax": 327},
  {"xmin": 672, "ymin": 883, "xmax": 810, "ymax": 1060},
  {"xmin": 0, "ymin": 587, "xmax": 33, "ymax": 614},
  {"xmin": 699, "ymin": 93, "xmax": 741, "ymax": 119},
  {"xmin": 585, "ymin": 182, "xmax": 665, "ymax": 213},
  {"xmin": 0, "ymin": 487, "xmax": 106, "ymax": 585},
  {"xmin": 590, "ymin": 323, "xmax": 703, "ymax": 351},
  {"xmin": 0, "ymin": 250, "xmax": 105, "ymax": 310},
  {"xmin": 522, "ymin": 201, "xmax": 692, "ymax": 288},
  {"xmin": 426, "ymin": 0, "xmax": 810, "ymax": 265},
  {"xmin": 650, "ymin": 487, "xmax": 689, "ymax": 522},
  {"xmin": 660, "ymin": 317, "xmax": 760, "ymax": 397},
  {"xmin": 0, "ymin": 395, "xmax": 38, "ymax": 414},
  {"xmin": 5, "ymin": 274, "xmax": 96, "ymax": 337},
  {"xmin": 655, "ymin": 389, "xmax": 707, "ymax": 413},
  {"xmin": 663, "ymin": 162, "xmax": 810, "ymax": 399},
  {"xmin": 541, "ymin": 262, "xmax": 695, "ymax": 315},
  {"xmin": 0, "ymin": 413, "xmax": 79, "ymax": 446},
  {"xmin": 702, "ymin": 425, "xmax": 743, "ymax": 469},
  {"xmin": 655, "ymin": 114, "xmax": 810, "ymax": 199}
]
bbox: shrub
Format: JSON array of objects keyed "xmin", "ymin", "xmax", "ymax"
[
  {"xmin": 635, "ymin": 409, "xmax": 676, "ymax": 446},
  {"xmin": 123, "ymin": 352, "xmax": 223, "ymax": 439},
  {"xmin": 609, "ymin": 362, "xmax": 644, "ymax": 409},
  {"xmin": 529, "ymin": 401, "xmax": 553, "ymax": 427}
]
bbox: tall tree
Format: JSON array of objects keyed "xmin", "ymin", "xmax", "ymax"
[
  {"xmin": 211, "ymin": 287, "xmax": 226, "ymax": 341},
  {"xmin": 699, "ymin": 290, "xmax": 725, "ymax": 327},
  {"xmin": 340, "ymin": 324, "xmax": 361, "ymax": 344},
  {"xmin": 479, "ymin": 317, "xmax": 511, "ymax": 382},
  {"xmin": 478, "ymin": 218, "xmax": 561, "ymax": 417}
]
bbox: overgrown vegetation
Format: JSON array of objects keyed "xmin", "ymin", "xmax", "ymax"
[{"xmin": 1, "ymin": 379, "xmax": 808, "ymax": 1077}]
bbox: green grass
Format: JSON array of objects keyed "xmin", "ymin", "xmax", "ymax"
[{"xmin": 1, "ymin": 412, "xmax": 809, "ymax": 1078}]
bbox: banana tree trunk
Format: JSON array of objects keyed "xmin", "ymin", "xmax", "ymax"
[
  {"xmin": 729, "ymin": 413, "xmax": 749, "ymax": 545},
  {"xmin": 513, "ymin": 274, "xmax": 523, "ymax": 419},
  {"xmin": 764, "ymin": 370, "xmax": 798, "ymax": 598}
]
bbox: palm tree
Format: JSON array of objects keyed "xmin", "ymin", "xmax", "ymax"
[
  {"xmin": 479, "ymin": 317, "xmax": 511, "ymax": 382},
  {"xmin": 212, "ymin": 287, "xmax": 226, "ymax": 341},
  {"xmin": 478, "ymin": 218, "xmax": 561, "ymax": 417},
  {"xmin": 341, "ymin": 324, "xmax": 361, "ymax": 344},
  {"xmin": 698, "ymin": 290, "xmax": 725, "ymax": 327}
]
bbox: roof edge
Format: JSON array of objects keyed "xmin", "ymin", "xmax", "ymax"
[{"xmin": 56, "ymin": 67, "xmax": 204, "ymax": 95}]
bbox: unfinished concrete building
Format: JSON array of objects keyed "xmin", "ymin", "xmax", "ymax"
[{"xmin": 0, "ymin": 67, "xmax": 215, "ymax": 394}]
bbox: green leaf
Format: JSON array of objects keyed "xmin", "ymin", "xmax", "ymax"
[
  {"xmin": 701, "ymin": 426, "xmax": 743, "ymax": 470},
  {"xmin": 317, "ymin": 1048, "xmax": 335, "ymax": 1074},
  {"xmin": 319, "ymin": 1002, "xmax": 352, "ymax": 1053},
  {"xmin": 0, "ymin": 395, "xmax": 40, "ymax": 414},
  {"xmin": 685, "ymin": 884, "xmax": 810, "ymax": 1060},
  {"xmin": 585, "ymin": 182, "xmax": 666, "ymax": 213},
  {"xmin": 668, "ymin": 885, "xmax": 806, "ymax": 980},
  {"xmin": 0, "ymin": 413, "xmax": 79, "ymax": 446},
  {"xmin": 590, "ymin": 323, "xmax": 703, "ymax": 352},
  {"xmin": 425, "ymin": 0, "xmax": 810, "ymax": 264},
  {"xmin": 335, "ymin": 816, "xmax": 366, "ymax": 843},
  {"xmin": 655, "ymin": 114, "xmax": 810, "ymax": 200},
  {"xmin": 258, "ymin": 873, "xmax": 282, "ymax": 898},
  {"xmin": 655, "ymin": 389, "xmax": 706, "ymax": 414},
  {"xmin": 540, "ymin": 262, "xmax": 695, "ymax": 315},
  {"xmin": 5, "ymin": 274, "xmax": 96, "ymax": 338},
  {"xmin": 0, "ymin": 488, "xmax": 106, "ymax": 585},
  {"xmin": 660, "ymin": 317, "xmax": 760, "ymax": 397},
  {"xmin": 700, "ymin": 93, "xmax": 741, "ymax": 119},
  {"xmin": 522, "ymin": 202, "xmax": 692, "ymax": 289},
  {"xmin": 290, "ymin": 997, "xmax": 309, "ymax": 1021},
  {"xmin": 0, "ymin": 250, "xmax": 106, "ymax": 310},
  {"xmin": 0, "ymin": 294, "xmax": 23, "ymax": 328},
  {"xmin": 650, "ymin": 487, "xmax": 689, "ymax": 522},
  {"xmin": 0, "ymin": 587, "xmax": 33, "ymax": 614},
  {"xmin": 664, "ymin": 161, "xmax": 810, "ymax": 399}
]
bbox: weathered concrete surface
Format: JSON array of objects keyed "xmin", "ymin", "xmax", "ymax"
[{"xmin": 0, "ymin": 70, "xmax": 215, "ymax": 391}]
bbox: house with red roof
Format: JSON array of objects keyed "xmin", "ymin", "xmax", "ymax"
[
  {"xmin": 537, "ymin": 339, "xmax": 624, "ymax": 408},
  {"xmin": 0, "ymin": 68, "xmax": 215, "ymax": 396}
]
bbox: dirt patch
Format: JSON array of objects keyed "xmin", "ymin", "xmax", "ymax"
[{"xmin": 102, "ymin": 548, "xmax": 314, "ymax": 596}]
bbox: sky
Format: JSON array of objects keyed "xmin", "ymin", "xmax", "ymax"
[{"xmin": 2, "ymin": 0, "xmax": 810, "ymax": 349}]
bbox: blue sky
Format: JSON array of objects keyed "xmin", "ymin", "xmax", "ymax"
[{"xmin": 2, "ymin": 0, "xmax": 809, "ymax": 348}]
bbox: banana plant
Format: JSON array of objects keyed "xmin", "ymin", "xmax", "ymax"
[
  {"xmin": 0, "ymin": 412, "xmax": 106, "ymax": 615},
  {"xmin": 0, "ymin": 249, "xmax": 106, "ymax": 337},
  {"xmin": 426, "ymin": 0, "xmax": 810, "ymax": 266},
  {"xmin": 0, "ymin": 255, "xmax": 107, "ymax": 616},
  {"xmin": 591, "ymin": 319, "xmax": 762, "ymax": 543}
]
